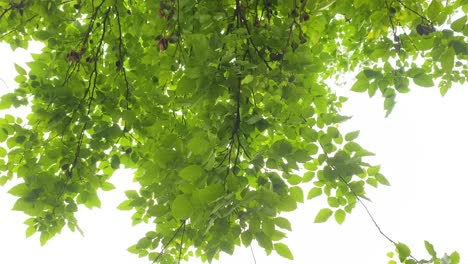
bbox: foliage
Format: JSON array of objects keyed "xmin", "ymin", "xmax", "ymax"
[
  {"xmin": 386, "ymin": 241, "xmax": 460, "ymax": 264},
  {"xmin": 0, "ymin": 0, "xmax": 466, "ymax": 263}
]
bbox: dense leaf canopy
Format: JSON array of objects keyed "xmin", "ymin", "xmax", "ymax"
[{"xmin": 0, "ymin": 0, "xmax": 466, "ymax": 263}]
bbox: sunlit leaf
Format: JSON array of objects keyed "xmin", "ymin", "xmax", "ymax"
[
  {"xmin": 396, "ymin": 242, "xmax": 411, "ymax": 262},
  {"xmin": 334, "ymin": 209, "xmax": 346, "ymax": 224},
  {"xmin": 274, "ymin": 243, "xmax": 294, "ymax": 260},
  {"xmin": 314, "ymin": 208, "xmax": 333, "ymax": 223}
]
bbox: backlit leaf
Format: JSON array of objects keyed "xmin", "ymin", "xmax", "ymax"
[
  {"xmin": 274, "ymin": 243, "xmax": 294, "ymax": 260},
  {"xmin": 172, "ymin": 195, "xmax": 193, "ymax": 220},
  {"xmin": 314, "ymin": 208, "xmax": 333, "ymax": 223},
  {"xmin": 345, "ymin": 131, "xmax": 360, "ymax": 141},
  {"xmin": 307, "ymin": 187, "xmax": 322, "ymax": 199},
  {"xmin": 289, "ymin": 186, "xmax": 304, "ymax": 203},
  {"xmin": 413, "ymin": 73, "xmax": 434, "ymax": 88},
  {"xmin": 396, "ymin": 242, "xmax": 411, "ymax": 262},
  {"xmin": 334, "ymin": 209, "xmax": 346, "ymax": 224},
  {"xmin": 424, "ymin": 240, "xmax": 437, "ymax": 257}
]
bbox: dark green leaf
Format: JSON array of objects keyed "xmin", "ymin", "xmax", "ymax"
[{"xmin": 111, "ymin": 155, "xmax": 120, "ymax": 170}]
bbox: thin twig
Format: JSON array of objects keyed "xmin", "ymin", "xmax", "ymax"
[
  {"xmin": 153, "ymin": 222, "xmax": 185, "ymax": 263},
  {"xmin": 395, "ymin": 0, "xmax": 432, "ymax": 24},
  {"xmin": 236, "ymin": 0, "xmax": 272, "ymax": 70},
  {"xmin": 317, "ymin": 143, "xmax": 419, "ymax": 261},
  {"xmin": 250, "ymin": 245, "xmax": 257, "ymax": 264},
  {"xmin": 178, "ymin": 221, "xmax": 186, "ymax": 263}
]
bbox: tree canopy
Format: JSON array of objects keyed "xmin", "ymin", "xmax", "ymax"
[{"xmin": 0, "ymin": 0, "xmax": 466, "ymax": 263}]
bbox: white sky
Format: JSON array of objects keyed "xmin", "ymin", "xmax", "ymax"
[{"xmin": 0, "ymin": 42, "xmax": 467, "ymax": 263}]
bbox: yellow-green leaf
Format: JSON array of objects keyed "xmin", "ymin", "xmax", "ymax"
[
  {"xmin": 274, "ymin": 243, "xmax": 294, "ymax": 260},
  {"xmin": 314, "ymin": 208, "xmax": 333, "ymax": 223}
]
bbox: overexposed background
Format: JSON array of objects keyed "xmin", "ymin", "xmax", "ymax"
[{"xmin": 0, "ymin": 42, "xmax": 466, "ymax": 263}]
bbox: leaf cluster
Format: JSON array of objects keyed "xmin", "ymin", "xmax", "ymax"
[{"xmin": 0, "ymin": 0, "xmax": 466, "ymax": 262}]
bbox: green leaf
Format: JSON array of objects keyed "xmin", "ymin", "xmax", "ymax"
[
  {"xmin": 8, "ymin": 183, "xmax": 28, "ymax": 197},
  {"xmin": 197, "ymin": 184, "xmax": 223, "ymax": 203},
  {"xmin": 101, "ymin": 182, "xmax": 116, "ymax": 191},
  {"xmin": 274, "ymin": 243, "xmax": 294, "ymax": 260},
  {"xmin": 427, "ymin": 0, "xmax": 442, "ymax": 21},
  {"xmin": 172, "ymin": 195, "xmax": 193, "ymax": 220},
  {"xmin": 441, "ymin": 48, "xmax": 455, "ymax": 74},
  {"xmin": 117, "ymin": 200, "xmax": 132, "ymax": 210},
  {"xmin": 396, "ymin": 242, "xmax": 411, "ymax": 262},
  {"xmin": 289, "ymin": 186, "xmax": 304, "ymax": 203},
  {"xmin": 314, "ymin": 208, "xmax": 333, "ymax": 223},
  {"xmin": 424, "ymin": 240, "xmax": 437, "ymax": 258},
  {"xmin": 450, "ymin": 251, "xmax": 460, "ymax": 264},
  {"xmin": 145, "ymin": 231, "xmax": 157, "ymax": 239},
  {"xmin": 125, "ymin": 190, "xmax": 139, "ymax": 199},
  {"xmin": 367, "ymin": 165, "xmax": 380, "ymax": 176},
  {"xmin": 241, "ymin": 230, "xmax": 253, "ymax": 247},
  {"xmin": 40, "ymin": 232, "xmax": 51, "ymax": 246},
  {"xmin": 179, "ymin": 165, "xmax": 204, "ymax": 183},
  {"xmin": 14, "ymin": 63, "xmax": 27, "ymax": 75},
  {"xmin": 127, "ymin": 245, "xmax": 139, "ymax": 254},
  {"xmin": 376, "ymin": 173, "xmax": 390, "ymax": 186},
  {"xmin": 363, "ymin": 69, "xmax": 382, "ymax": 79},
  {"xmin": 345, "ymin": 131, "xmax": 360, "ymax": 141},
  {"xmin": 351, "ymin": 79, "xmax": 369, "ymax": 93},
  {"xmin": 111, "ymin": 155, "xmax": 120, "ymax": 170},
  {"xmin": 327, "ymin": 197, "xmax": 340, "ymax": 207},
  {"xmin": 188, "ymin": 136, "xmax": 210, "ymax": 155},
  {"xmin": 241, "ymin": 74, "xmax": 254, "ymax": 84},
  {"xmin": 274, "ymin": 217, "xmax": 292, "ymax": 231},
  {"xmin": 256, "ymin": 232, "xmax": 273, "ymax": 251},
  {"xmin": 451, "ymin": 16, "xmax": 466, "ymax": 32},
  {"xmin": 136, "ymin": 237, "xmax": 151, "ymax": 249},
  {"xmin": 25, "ymin": 225, "xmax": 36, "ymax": 238},
  {"xmin": 272, "ymin": 139, "xmax": 293, "ymax": 156},
  {"xmin": 307, "ymin": 187, "xmax": 322, "ymax": 199},
  {"xmin": 278, "ymin": 196, "xmax": 297, "ymax": 212},
  {"xmin": 413, "ymin": 73, "xmax": 434, "ymax": 87},
  {"xmin": 334, "ymin": 209, "xmax": 346, "ymax": 224}
]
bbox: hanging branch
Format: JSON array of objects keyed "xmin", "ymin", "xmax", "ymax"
[
  {"xmin": 0, "ymin": 5, "xmax": 12, "ymax": 20},
  {"xmin": 178, "ymin": 221, "xmax": 186, "ymax": 263},
  {"xmin": 317, "ymin": 143, "xmax": 421, "ymax": 262},
  {"xmin": 236, "ymin": 0, "xmax": 272, "ymax": 70},
  {"xmin": 114, "ymin": 3, "xmax": 132, "ymax": 136},
  {"xmin": 0, "ymin": 14, "xmax": 38, "ymax": 39},
  {"xmin": 384, "ymin": 0, "xmax": 397, "ymax": 38},
  {"xmin": 153, "ymin": 221, "xmax": 185, "ymax": 263},
  {"xmin": 69, "ymin": 6, "xmax": 112, "ymax": 178},
  {"xmin": 395, "ymin": 0, "xmax": 432, "ymax": 24}
]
